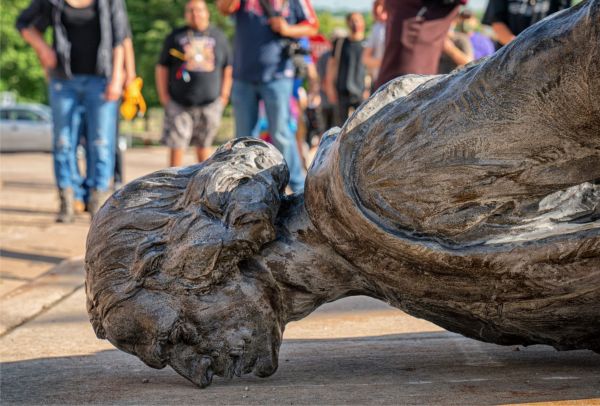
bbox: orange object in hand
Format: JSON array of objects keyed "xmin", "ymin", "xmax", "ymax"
[{"xmin": 120, "ymin": 77, "xmax": 147, "ymax": 121}]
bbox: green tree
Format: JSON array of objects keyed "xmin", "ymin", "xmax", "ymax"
[{"xmin": 0, "ymin": 0, "xmax": 50, "ymax": 103}]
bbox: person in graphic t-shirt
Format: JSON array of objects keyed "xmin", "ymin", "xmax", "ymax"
[
  {"xmin": 156, "ymin": 0, "xmax": 232, "ymax": 167},
  {"xmin": 217, "ymin": 0, "xmax": 319, "ymax": 193},
  {"xmin": 325, "ymin": 12, "xmax": 367, "ymax": 126},
  {"xmin": 483, "ymin": 0, "xmax": 571, "ymax": 46}
]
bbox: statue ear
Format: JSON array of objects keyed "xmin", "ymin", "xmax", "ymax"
[{"xmin": 161, "ymin": 138, "xmax": 289, "ymax": 285}]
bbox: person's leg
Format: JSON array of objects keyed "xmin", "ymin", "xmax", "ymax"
[
  {"xmin": 260, "ymin": 78, "xmax": 305, "ymax": 192},
  {"xmin": 161, "ymin": 101, "xmax": 194, "ymax": 167},
  {"xmin": 83, "ymin": 76, "xmax": 117, "ymax": 215},
  {"xmin": 170, "ymin": 148, "xmax": 186, "ymax": 166},
  {"xmin": 231, "ymin": 80, "xmax": 260, "ymax": 138},
  {"xmin": 336, "ymin": 95, "xmax": 351, "ymax": 126},
  {"xmin": 114, "ymin": 117, "xmax": 123, "ymax": 188},
  {"xmin": 193, "ymin": 99, "xmax": 223, "ymax": 163},
  {"xmin": 49, "ymin": 78, "xmax": 81, "ymax": 222},
  {"xmin": 70, "ymin": 107, "xmax": 86, "ymax": 203},
  {"xmin": 195, "ymin": 147, "xmax": 212, "ymax": 162}
]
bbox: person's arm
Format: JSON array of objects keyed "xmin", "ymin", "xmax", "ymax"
[
  {"xmin": 324, "ymin": 54, "xmax": 338, "ymax": 104},
  {"xmin": 492, "ymin": 22, "xmax": 516, "ymax": 45},
  {"xmin": 443, "ymin": 37, "xmax": 474, "ymax": 67},
  {"xmin": 123, "ymin": 37, "xmax": 137, "ymax": 87},
  {"xmin": 17, "ymin": 0, "xmax": 55, "ymax": 71},
  {"xmin": 268, "ymin": 18, "xmax": 318, "ymax": 38},
  {"xmin": 306, "ymin": 62, "xmax": 319, "ymax": 97},
  {"xmin": 220, "ymin": 66, "xmax": 233, "ymax": 106},
  {"xmin": 104, "ymin": 0, "xmax": 130, "ymax": 99},
  {"xmin": 270, "ymin": 0, "xmax": 319, "ymax": 39},
  {"xmin": 217, "ymin": 0, "xmax": 240, "ymax": 15},
  {"xmin": 105, "ymin": 45, "xmax": 125, "ymax": 100},
  {"xmin": 21, "ymin": 27, "xmax": 56, "ymax": 70},
  {"xmin": 362, "ymin": 46, "xmax": 381, "ymax": 70},
  {"xmin": 155, "ymin": 65, "xmax": 170, "ymax": 107}
]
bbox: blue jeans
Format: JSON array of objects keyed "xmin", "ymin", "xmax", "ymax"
[
  {"xmin": 49, "ymin": 75, "xmax": 117, "ymax": 197},
  {"xmin": 232, "ymin": 78, "xmax": 304, "ymax": 192}
]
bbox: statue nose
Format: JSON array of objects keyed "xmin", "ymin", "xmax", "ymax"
[{"xmin": 253, "ymin": 352, "xmax": 278, "ymax": 377}]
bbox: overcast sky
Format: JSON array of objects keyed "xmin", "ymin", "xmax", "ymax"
[{"xmin": 311, "ymin": 0, "xmax": 487, "ymax": 12}]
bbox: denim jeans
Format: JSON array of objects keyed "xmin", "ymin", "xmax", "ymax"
[
  {"xmin": 232, "ymin": 78, "xmax": 304, "ymax": 192},
  {"xmin": 49, "ymin": 75, "xmax": 117, "ymax": 198}
]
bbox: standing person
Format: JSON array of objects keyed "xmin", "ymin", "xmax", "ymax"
[
  {"xmin": 316, "ymin": 29, "xmax": 346, "ymax": 133},
  {"xmin": 17, "ymin": 0, "xmax": 129, "ymax": 221},
  {"xmin": 457, "ymin": 9, "xmax": 495, "ymax": 61},
  {"xmin": 325, "ymin": 12, "xmax": 367, "ymax": 126},
  {"xmin": 374, "ymin": 0, "xmax": 460, "ymax": 90},
  {"xmin": 363, "ymin": 0, "xmax": 388, "ymax": 90},
  {"xmin": 482, "ymin": 0, "xmax": 571, "ymax": 46},
  {"xmin": 156, "ymin": 0, "xmax": 232, "ymax": 167},
  {"xmin": 216, "ymin": 0, "xmax": 319, "ymax": 193},
  {"xmin": 438, "ymin": 16, "xmax": 474, "ymax": 74}
]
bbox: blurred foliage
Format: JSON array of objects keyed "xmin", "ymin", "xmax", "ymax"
[
  {"xmin": 1, "ymin": 0, "xmax": 368, "ymax": 106},
  {"xmin": 0, "ymin": 0, "xmax": 51, "ymax": 103}
]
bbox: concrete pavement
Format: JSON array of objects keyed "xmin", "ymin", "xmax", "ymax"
[{"xmin": 1, "ymin": 149, "xmax": 599, "ymax": 405}]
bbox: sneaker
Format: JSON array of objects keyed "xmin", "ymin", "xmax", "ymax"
[{"xmin": 73, "ymin": 199, "xmax": 87, "ymax": 214}]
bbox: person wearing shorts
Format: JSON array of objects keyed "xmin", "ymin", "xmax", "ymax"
[{"xmin": 156, "ymin": 0, "xmax": 232, "ymax": 166}]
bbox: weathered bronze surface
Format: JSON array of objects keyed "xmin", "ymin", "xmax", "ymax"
[{"xmin": 86, "ymin": 0, "xmax": 599, "ymax": 388}]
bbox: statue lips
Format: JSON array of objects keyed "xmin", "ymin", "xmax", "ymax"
[{"xmin": 168, "ymin": 347, "xmax": 214, "ymax": 388}]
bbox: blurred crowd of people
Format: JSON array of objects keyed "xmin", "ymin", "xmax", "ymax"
[{"xmin": 16, "ymin": 0, "xmax": 573, "ymax": 220}]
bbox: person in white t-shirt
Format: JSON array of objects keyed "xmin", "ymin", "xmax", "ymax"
[{"xmin": 362, "ymin": 0, "xmax": 387, "ymax": 91}]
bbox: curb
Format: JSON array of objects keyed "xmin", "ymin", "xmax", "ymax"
[{"xmin": 0, "ymin": 256, "xmax": 85, "ymax": 336}]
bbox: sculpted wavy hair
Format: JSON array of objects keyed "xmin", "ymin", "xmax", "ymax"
[{"xmin": 85, "ymin": 139, "xmax": 289, "ymax": 339}]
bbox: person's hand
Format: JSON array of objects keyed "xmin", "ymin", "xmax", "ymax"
[
  {"xmin": 326, "ymin": 88, "xmax": 338, "ymax": 104},
  {"xmin": 269, "ymin": 17, "xmax": 290, "ymax": 37},
  {"xmin": 123, "ymin": 73, "xmax": 137, "ymax": 89},
  {"xmin": 105, "ymin": 79, "xmax": 123, "ymax": 101},
  {"xmin": 220, "ymin": 95, "xmax": 229, "ymax": 107},
  {"xmin": 37, "ymin": 46, "xmax": 57, "ymax": 70},
  {"xmin": 159, "ymin": 94, "xmax": 171, "ymax": 107}
]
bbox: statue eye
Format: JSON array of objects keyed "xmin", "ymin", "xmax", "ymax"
[{"xmin": 169, "ymin": 323, "xmax": 198, "ymax": 345}]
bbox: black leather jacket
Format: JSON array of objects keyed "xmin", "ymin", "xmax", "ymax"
[{"xmin": 16, "ymin": 0, "xmax": 130, "ymax": 79}]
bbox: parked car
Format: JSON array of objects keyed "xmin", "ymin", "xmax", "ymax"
[{"xmin": 0, "ymin": 104, "xmax": 53, "ymax": 152}]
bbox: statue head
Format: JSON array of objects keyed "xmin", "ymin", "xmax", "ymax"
[{"xmin": 85, "ymin": 139, "xmax": 289, "ymax": 387}]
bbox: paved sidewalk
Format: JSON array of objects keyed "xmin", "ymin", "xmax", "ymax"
[
  {"xmin": 0, "ymin": 148, "xmax": 174, "ymax": 334},
  {"xmin": 1, "ymin": 149, "xmax": 599, "ymax": 405}
]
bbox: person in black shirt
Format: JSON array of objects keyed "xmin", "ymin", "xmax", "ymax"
[
  {"xmin": 483, "ymin": 0, "xmax": 572, "ymax": 45},
  {"xmin": 17, "ymin": 0, "xmax": 130, "ymax": 222},
  {"xmin": 325, "ymin": 12, "xmax": 367, "ymax": 126},
  {"xmin": 156, "ymin": 0, "xmax": 232, "ymax": 167}
]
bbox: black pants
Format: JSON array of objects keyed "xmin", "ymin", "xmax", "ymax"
[
  {"xmin": 336, "ymin": 94, "xmax": 362, "ymax": 127},
  {"xmin": 114, "ymin": 118, "xmax": 123, "ymax": 185}
]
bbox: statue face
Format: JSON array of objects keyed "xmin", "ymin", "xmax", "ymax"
[{"xmin": 102, "ymin": 267, "xmax": 284, "ymax": 388}]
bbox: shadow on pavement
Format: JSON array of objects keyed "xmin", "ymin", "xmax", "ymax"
[
  {"xmin": 1, "ymin": 180, "xmax": 55, "ymax": 191},
  {"xmin": 0, "ymin": 206, "xmax": 57, "ymax": 216},
  {"xmin": 2, "ymin": 332, "xmax": 599, "ymax": 405},
  {"xmin": 0, "ymin": 249, "xmax": 65, "ymax": 264}
]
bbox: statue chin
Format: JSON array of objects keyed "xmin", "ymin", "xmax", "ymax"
[{"xmin": 86, "ymin": 0, "xmax": 600, "ymax": 388}]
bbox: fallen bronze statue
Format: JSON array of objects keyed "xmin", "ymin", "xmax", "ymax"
[{"xmin": 85, "ymin": 0, "xmax": 599, "ymax": 388}]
